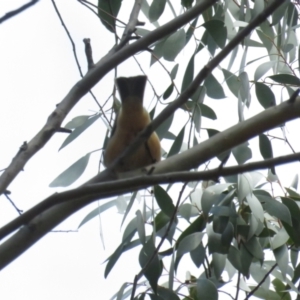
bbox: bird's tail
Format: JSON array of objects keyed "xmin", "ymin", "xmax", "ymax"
[{"xmin": 115, "ymin": 75, "xmax": 147, "ymax": 103}]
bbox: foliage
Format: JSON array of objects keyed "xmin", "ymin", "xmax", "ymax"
[{"xmin": 1, "ymin": 0, "xmax": 300, "ymax": 300}]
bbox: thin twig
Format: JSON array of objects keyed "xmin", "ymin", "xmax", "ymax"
[
  {"xmin": 3, "ymin": 193, "xmax": 23, "ymax": 215},
  {"xmin": 50, "ymin": 0, "xmax": 102, "ymax": 109},
  {"xmin": 0, "ymin": 0, "xmax": 40, "ymax": 24},
  {"xmin": 244, "ymin": 263, "xmax": 277, "ymax": 300}
]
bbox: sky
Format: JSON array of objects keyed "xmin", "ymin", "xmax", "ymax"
[{"xmin": 0, "ymin": 1, "xmax": 300, "ymax": 300}]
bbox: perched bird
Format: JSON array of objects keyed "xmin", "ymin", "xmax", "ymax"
[{"xmin": 103, "ymin": 75, "xmax": 161, "ymax": 172}]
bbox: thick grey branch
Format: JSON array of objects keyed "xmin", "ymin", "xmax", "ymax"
[{"xmin": 0, "ymin": 95, "xmax": 299, "ymax": 270}]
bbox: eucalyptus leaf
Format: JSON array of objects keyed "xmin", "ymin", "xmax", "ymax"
[
  {"xmin": 49, "ymin": 153, "xmax": 90, "ymax": 187},
  {"xmin": 163, "ymin": 29, "xmax": 186, "ymax": 61}
]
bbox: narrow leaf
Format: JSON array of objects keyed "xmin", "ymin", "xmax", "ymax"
[
  {"xmin": 60, "ymin": 114, "xmax": 100, "ymax": 150},
  {"xmin": 154, "ymin": 185, "xmax": 176, "ymax": 218},
  {"xmin": 163, "ymin": 29, "xmax": 186, "ymax": 61},
  {"xmin": 149, "ymin": 0, "xmax": 166, "ymax": 23},
  {"xmin": 49, "ymin": 153, "xmax": 90, "ymax": 187},
  {"xmin": 98, "ymin": 0, "xmax": 121, "ymax": 33},
  {"xmin": 204, "ymin": 73, "xmax": 226, "ymax": 99}
]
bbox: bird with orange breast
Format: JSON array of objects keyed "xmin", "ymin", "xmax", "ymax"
[{"xmin": 104, "ymin": 76, "xmax": 161, "ymax": 172}]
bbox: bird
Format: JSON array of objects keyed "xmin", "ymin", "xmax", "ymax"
[{"xmin": 103, "ymin": 75, "xmax": 161, "ymax": 172}]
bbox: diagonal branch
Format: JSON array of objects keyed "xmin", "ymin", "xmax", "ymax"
[{"xmin": 0, "ymin": 0, "xmax": 40, "ymax": 24}]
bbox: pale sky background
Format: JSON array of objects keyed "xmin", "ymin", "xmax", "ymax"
[{"xmin": 0, "ymin": 1, "xmax": 300, "ymax": 300}]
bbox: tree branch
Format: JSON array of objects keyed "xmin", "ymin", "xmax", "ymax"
[
  {"xmin": 1, "ymin": 148, "xmax": 300, "ymax": 243},
  {"xmin": 0, "ymin": 0, "xmax": 40, "ymax": 24}
]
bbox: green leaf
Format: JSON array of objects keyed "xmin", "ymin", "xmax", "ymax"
[
  {"xmin": 202, "ymin": 20, "xmax": 227, "ymax": 48},
  {"xmin": 263, "ymin": 198, "xmax": 292, "ymax": 226},
  {"xmin": 247, "ymin": 194, "xmax": 264, "ymax": 222},
  {"xmin": 269, "ymin": 74, "xmax": 300, "ymax": 86},
  {"xmin": 49, "ymin": 153, "xmax": 90, "ymax": 187},
  {"xmin": 156, "ymin": 113, "xmax": 174, "ymax": 140},
  {"xmin": 167, "ymin": 126, "xmax": 185, "ymax": 157},
  {"xmin": 239, "ymin": 72, "xmax": 250, "ymax": 105},
  {"xmin": 285, "ymin": 187, "xmax": 300, "ymax": 199},
  {"xmin": 105, "ymin": 242, "xmax": 126, "ymax": 278},
  {"xmin": 60, "ymin": 114, "xmax": 100, "ymax": 150},
  {"xmin": 255, "ymin": 83, "xmax": 276, "ymax": 109},
  {"xmin": 201, "ymin": 183, "xmax": 226, "ymax": 217},
  {"xmin": 150, "ymin": 38, "xmax": 166, "ymax": 65},
  {"xmin": 163, "ymin": 29, "xmax": 186, "ymax": 61},
  {"xmin": 292, "ymin": 263, "xmax": 300, "ymax": 283},
  {"xmin": 157, "ymin": 287, "xmax": 180, "ymax": 300},
  {"xmin": 213, "ymin": 253, "xmax": 226, "ymax": 279},
  {"xmin": 78, "ymin": 198, "xmax": 117, "ymax": 228},
  {"xmin": 163, "ymin": 84, "xmax": 174, "ymax": 100},
  {"xmin": 240, "ymin": 243, "xmax": 253, "ymax": 277},
  {"xmin": 178, "ymin": 203, "xmax": 198, "ymax": 221},
  {"xmin": 254, "ymin": 61, "xmax": 276, "ymax": 81},
  {"xmin": 272, "ymin": 278, "xmax": 291, "ymax": 300},
  {"xmin": 98, "ymin": 0, "xmax": 122, "ymax": 33},
  {"xmin": 154, "ymin": 185, "xmax": 176, "ymax": 218},
  {"xmin": 232, "ymin": 142, "xmax": 252, "ymax": 165},
  {"xmin": 259, "ymin": 134, "xmax": 273, "ymax": 160},
  {"xmin": 200, "ymin": 103, "xmax": 216, "ymax": 120},
  {"xmin": 244, "ymin": 237, "xmax": 264, "ymax": 260},
  {"xmin": 105, "ymin": 232, "xmax": 138, "ymax": 278},
  {"xmin": 154, "ymin": 211, "xmax": 170, "ymax": 232},
  {"xmin": 170, "ymin": 64, "xmax": 179, "ymax": 80},
  {"xmin": 271, "ymin": 227, "xmax": 289, "ymax": 249},
  {"xmin": 181, "ymin": 0, "xmax": 194, "ymax": 9},
  {"xmin": 228, "ymin": 246, "xmax": 242, "ymax": 272},
  {"xmin": 221, "ymin": 222, "xmax": 234, "ymax": 248},
  {"xmin": 116, "ymin": 282, "xmax": 131, "ymax": 300},
  {"xmin": 207, "ymin": 224, "xmax": 229, "ymax": 254},
  {"xmin": 204, "ymin": 73, "xmax": 226, "ymax": 99},
  {"xmin": 156, "ymin": 216, "xmax": 177, "ymax": 243},
  {"xmin": 175, "ymin": 232, "xmax": 204, "ymax": 271},
  {"xmin": 274, "ymin": 245, "xmax": 288, "ymax": 279},
  {"xmin": 136, "ymin": 210, "xmax": 146, "ymax": 245},
  {"xmin": 222, "ymin": 69, "xmax": 240, "ymax": 97},
  {"xmin": 190, "ymin": 243, "xmax": 205, "ymax": 268},
  {"xmin": 121, "ymin": 192, "xmax": 138, "ymax": 227},
  {"xmin": 191, "ymin": 86, "xmax": 206, "ymax": 104},
  {"xmin": 272, "ymin": 1, "xmax": 289, "ymax": 25},
  {"xmin": 197, "ymin": 279, "xmax": 218, "ymax": 300},
  {"xmin": 149, "ymin": 0, "xmax": 166, "ymax": 23},
  {"xmin": 181, "ymin": 54, "xmax": 194, "ymax": 92},
  {"xmin": 139, "ymin": 237, "xmax": 161, "ymax": 293},
  {"xmin": 250, "ymin": 263, "xmax": 270, "ymax": 290},
  {"xmin": 290, "ymin": 174, "xmax": 299, "ymax": 190},
  {"xmin": 176, "ymin": 215, "xmax": 206, "ymax": 247},
  {"xmin": 192, "ymin": 104, "xmax": 201, "ymax": 133},
  {"xmin": 251, "ymin": 287, "xmax": 281, "ymax": 300},
  {"xmin": 64, "ymin": 115, "xmax": 90, "ymax": 129},
  {"xmin": 186, "ymin": 18, "xmax": 198, "ymax": 45}
]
